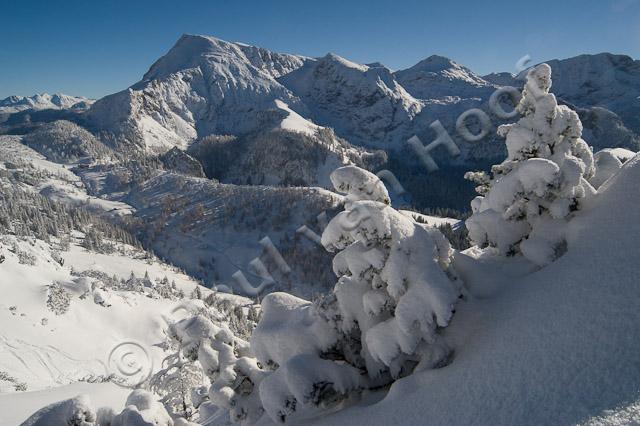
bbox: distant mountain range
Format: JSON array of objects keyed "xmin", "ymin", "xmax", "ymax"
[
  {"xmin": 2, "ymin": 34, "xmax": 639, "ymax": 200},
  {"xmin": 5, "ymin": 36, "xmax": 639, "ymax": 158},
  {"xmin": 0, "ymin": 93, "xmax": 93, "ymax": 114}
]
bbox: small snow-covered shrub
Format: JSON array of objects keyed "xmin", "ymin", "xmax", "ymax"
[
  {"xmin": 149, "ymin": 299, "xmax": 261, "ymax": 423},
  {"xmin": 0, "ymin": 370, "xmax": 28, "ymax": 392},
  {"xmin": 150, "ymin": 354, "xmax": 207, "ymax": 421},
  {"xmin": 465, "ymin": 64, "xmax": 596, "ymax": 265},
  {"xmin": 46, "ymin": 281, "xmax": 71, "ymax": 315},
  {"xmin": 13, "ymin": 243, "xmax": 37, "ymax": 265}
]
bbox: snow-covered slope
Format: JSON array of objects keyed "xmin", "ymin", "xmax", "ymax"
[
  {"xmin": 0, "ymin": 230, "xmax": 251, "ymax": 424},
  {"xmin": 87, "ymin": 34, "xmax": 307, "ymax": 152},
  {"xmin": 318, "ymin": 154, "xmax": 640, "ymax": 425},
  {"xmin": 125, "ymin": 172, "xmax": 341, "ymax": 297},
  {"xmin": 0, "ymin": 135, "xmax": 132, "ymax": 216},
  {"xmin": 543, "ymin": 53, "xmax": 640, "ymax": 132},
  {"xmin": 0, "ymin": 93, "xmax": 93, "ymax": 114},
  {"xmin": 484, "ymin": 53, "xmax": 640, "ymax": 137},
  {"xmin": 279, "ymin": 53, "xmax": 423, "ymax": 147}
]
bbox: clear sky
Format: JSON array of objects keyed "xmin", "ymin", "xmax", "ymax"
[{"xmin": 1, "ymin": 0, "xmax": 639, "ymax": 99}]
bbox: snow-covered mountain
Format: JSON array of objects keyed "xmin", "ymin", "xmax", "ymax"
[
  {"xmin": 83, "ymin": 36, "xmax": 639, "ymax": 168},
  {"xmin": 394, "ymin": 55, "xmax": 493, "ymax": 99},
  {"xmin": 1, "ymin": 35, "xmax": 638, "ymax": 212},
  {"xmin": 87, "ymin": 34, "xmax": 308, "ymax": 152},
  {"xmin": 279, "ymin": 53, "xmax": 423, "ymax": 147},
  {"xmin": 4, "ymin": 39, "xmax": 639, "ymax": 161},
  {"xmin": 484, "ymin": 53, "xmax": 640, "ymax": 134},
  {"xmin": 0, "ymin": 93, "xmax": 93, "ymax": 114},
  {"xmin": 1, "ymin": 35, "xmax": 640, "ymax": 425}
]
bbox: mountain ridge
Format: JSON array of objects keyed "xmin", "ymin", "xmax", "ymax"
[{"xmin": 3, "ymin": 36, "xmax": 639, "ymax": 182}]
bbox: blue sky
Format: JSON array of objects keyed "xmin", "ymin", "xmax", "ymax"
[{"xmin": 1, "ymin": 0, "xmax": 639, "ymax": 99}]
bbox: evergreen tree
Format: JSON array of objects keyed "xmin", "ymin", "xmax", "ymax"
[{"xmin": 465, "ymin": 64, "xmax": 595, "ymax": 265}]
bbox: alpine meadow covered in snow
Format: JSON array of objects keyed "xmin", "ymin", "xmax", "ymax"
[{"xmin": 2, "ymin": 2, "xmax": 640, "ymax": 425}]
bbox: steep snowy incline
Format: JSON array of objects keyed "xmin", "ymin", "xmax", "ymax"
[
  {"xmin": 87, "ymin": 34, "xmax": 307, "ymax": 152},
  {"xmin": 278, "ymin": 53, "xmax": 423, "ymax": 147},
  {"xmin": 319, "ymin": 154, "xmax": 640, "ymax": 425},
  {"xmin": 544, "ymin": 53, "xmax": 640, "ymax": 130}
]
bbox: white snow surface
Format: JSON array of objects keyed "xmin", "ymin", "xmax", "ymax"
[
  {"xmin": 0, "ymin": 234, "xmax": 248, "ymax": 424},
  {"xmin": 273, "ymin": 99, "xmax": 320, "ymax": 136},
  {"xmin": 0, "ymin": 135, "xmax": 135, "ymax": 216},
  {"xmin": 315, "ymin": 154, "xmax": 640, "ymax": 425}
]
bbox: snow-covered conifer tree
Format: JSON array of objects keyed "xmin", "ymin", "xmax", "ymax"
[
  {"xmin": 161, "ymin": 167, "xmax": 461, "ymax": 424},
  {"xmin": 318, "ymin": 166, "xmax": 460, "ymax": 377},
  {"xmin": 465, "ymin": 64, "xmax": 596, "ymax": 265},
  {"xmin": 245, "ymin": 166, "xmax": 460, "ymax": 422}
]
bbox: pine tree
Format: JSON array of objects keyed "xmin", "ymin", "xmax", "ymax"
[
  {"xmin": 191, "ymin": 286, "xmax": 203, "ymax": 300},
  {"xmin": 465, "ymin": 64, "xmax": 595, "ymax": 265},
  {"xmin": 46, "ymin": 282, "xmax": 71, "ymax": 315}
]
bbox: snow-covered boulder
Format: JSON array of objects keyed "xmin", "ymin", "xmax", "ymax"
[
  {"xmin": 111, "ymin": 390, "xmax": 173, "ymax": 426},
  {"xmin": 589, "ymin": 147, "xmax": 637, "ymax": 189},
  {"xmin": 21, "ymin": 394, "xmax": 97, "ymax": 426}
]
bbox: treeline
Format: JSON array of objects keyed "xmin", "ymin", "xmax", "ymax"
[{"xmin": 0, "ymin": 187, "xmax": 140, "ymax": 249}]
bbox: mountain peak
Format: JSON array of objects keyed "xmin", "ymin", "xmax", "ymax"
[
  {"xmin": 143, "ymin": 34, "xmax": 233, "ymax": 80},
  {"xmin": 410, "ymin": 54, "xmax": 460, "ymax": 72},
  {"xmin": 319, "ymin": 53, "xmax": 369, "ymax": 72},
  {"xmin": 394, "ymin": 54, "xmax": 491, "ymax": 99},
  {"xmin": 143, "ymin": 34, "xmax": 307, "ymax": 81}
]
